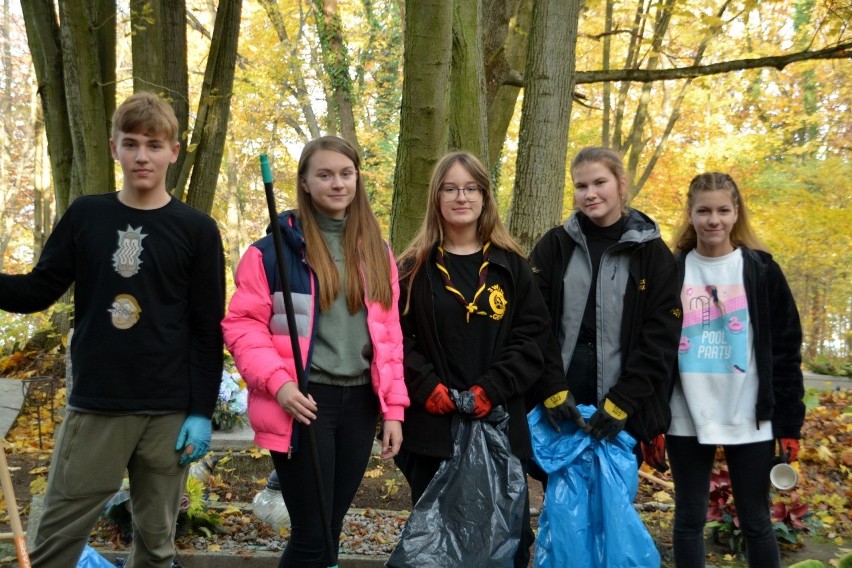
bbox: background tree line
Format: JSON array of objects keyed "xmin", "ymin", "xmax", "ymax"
[{"xmin": 0, "ymin": 0, "xmax": 849, "ymax": 367}]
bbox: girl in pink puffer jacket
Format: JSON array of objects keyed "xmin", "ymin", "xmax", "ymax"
[{"xmin": 222, "ymin": 136, "xmax": 408, "ymax": 567}]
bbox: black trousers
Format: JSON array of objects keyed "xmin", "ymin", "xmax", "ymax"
[
  {"xmin": 667, "ymin": 436, "xmax": 780, "ymax": 567},
  {"xmin": 271, "ymin": 382, "xmax": 378, "ymax": 568}
]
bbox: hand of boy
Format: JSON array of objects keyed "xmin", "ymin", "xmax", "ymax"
[{"xmin": 176, "ymin": 414, "xmax": 212, "ymax": 465}]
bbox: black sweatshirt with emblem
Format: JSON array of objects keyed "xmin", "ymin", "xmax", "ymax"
[
  {"xmin": 398, "ymin": 245, "xmax": 566, "ymax": 459},
  {"xmin": 0, "ymin": 193, "xmax": 224, "ymax": 417}
]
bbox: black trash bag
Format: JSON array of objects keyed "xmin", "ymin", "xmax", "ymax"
[{"xmin": 387, "ymin": 404, "xmax": 525, "ymax": 568}]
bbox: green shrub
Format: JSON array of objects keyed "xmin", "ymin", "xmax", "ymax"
[{"xmin": 804, "ymin": 356, "xmax": 852, "ymax": 378}]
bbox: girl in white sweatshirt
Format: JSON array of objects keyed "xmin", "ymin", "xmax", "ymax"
[{"xmin": 667, "ymin": 172, "xmax": 805, "ymax": 568}]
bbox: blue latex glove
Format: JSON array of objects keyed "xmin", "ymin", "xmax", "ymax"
[{"xmin": 175, "ymin": 413, "xmax": 211, "ymax": 466}]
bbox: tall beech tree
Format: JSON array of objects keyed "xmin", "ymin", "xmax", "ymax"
[
  {"xmin": 388, "ymin": 0, "xmax": 453, "ymax": 253},
  {"xmin": 390, "ymin": 0, "xmax": 850, "ymax": 251},
  {"xmin": 21, "ymin": 0, "xmax": 243, "ymax": 216}
]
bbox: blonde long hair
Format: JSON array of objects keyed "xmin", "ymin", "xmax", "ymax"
[
  {"xmin": 671, "ymin": 172, "xmax": 768, "ymax": 253},
  {"xmin": 397, "ymin": 151, "xmax": 524, "ymax": 312},
  {"xmin": 296, "ymin": 136, "xmax": 393, "ymax": 312}
]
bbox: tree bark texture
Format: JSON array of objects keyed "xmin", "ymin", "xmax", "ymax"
[
  {"xmin": 484, "ymin": 0, "xmax": 532, "ymax": 171},
  {"xmin": 389, "ymin": 0, "xmax": 453, "ymax": 253},
  {"xmin": 21, "ymin": 0, "xmax": 73, "ymax": 214},
  {"xmin": 508, "ymin": 0, "xmax": 580, "ymax": 252},
  {"xmin": 59, "ymin": 0, "xmax": 115, "ymax": 203},
  {"xmin": 32, "ymin": 90, "xmax": 52, "ymax": 262},
  {"xmin": 449, "ymin": 0, "xmax": 488, "ymax": 163},
  {"xmin": 182, "ymin": 0, "xmax": 243, "ymax": 215},
  {"xmin": 315, "ymin": 0, "xmax": 359, "ymax": 149},
  {"xmin": 57, "ymin": 0, "xmax": 114, "ymax": 203},
  {"xmin": 92, "ymin": 0, "xmax": 115, "ymax": 149},
  {"xmin": 131, "ymin": 0, "xmax": 189, "ymax": 194}
]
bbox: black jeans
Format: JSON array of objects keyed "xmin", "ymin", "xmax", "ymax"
[
  {"xmin": 565, "ymin": 341, "xmax": 597, "ymax": 406},
  {"xmin": 394, "ymin": 449, "xmax": 534, "ymax": 568},
  {"xmin": 666, "ymin": 436, "xmax": 780, "ymax": 568},
  {"xmin": 271, "ymin": 382, "xmax": 378, "ymax": 568}
]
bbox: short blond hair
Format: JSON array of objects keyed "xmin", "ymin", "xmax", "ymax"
[{"xmin": 111, "ymin": 92, "xmax": 179, "ymax": 142}]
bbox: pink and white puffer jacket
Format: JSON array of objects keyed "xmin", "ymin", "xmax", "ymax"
[{"xmin": 222, "ymin": 219, "xmax": 408, "ymax": 454}]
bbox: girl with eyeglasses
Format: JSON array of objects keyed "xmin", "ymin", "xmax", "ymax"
[
  {"xmin": 666, "ymin": 172, "xmax": 804, "ymax": 567},
  {"xmin": 394, "ymin": 151, "xmax": 568, "ymax": 567}
]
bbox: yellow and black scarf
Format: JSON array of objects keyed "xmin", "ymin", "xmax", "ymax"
[{"xmin": 434, "ymin": 241, "xmax": 491, "ymax": 323}]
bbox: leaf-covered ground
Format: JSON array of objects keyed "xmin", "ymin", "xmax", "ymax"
[{"xmin": 1, "ymin": 350, "xmax": 849, "ymax": 566}]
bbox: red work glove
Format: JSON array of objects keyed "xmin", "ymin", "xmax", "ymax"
[
  {"xmin": 779, "ymin": 438, "xmax": 800, "ymax": 463},
  {"xmin": 425, "ymin": 383, "xmax": 455, "ymax": 415},
  {"xmin": 470, "ymin": 385, "xmax": 493, "ymax": 419},
  {"xmin": 640, "ymin": 434, "xmax": 669, "ymax": 473}
]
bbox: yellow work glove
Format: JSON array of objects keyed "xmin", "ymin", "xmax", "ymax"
[
  {"xmin": 585, "ymin": 398, "xmax": 628, "ymax": 441},
  {"xmin": 543, "ymin": 390, "xmax": 586, "ymax": 432}
]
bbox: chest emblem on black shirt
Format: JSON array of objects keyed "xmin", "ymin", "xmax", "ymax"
[
  {"xmin": 488, "ymin": 284, "xmax": 507, "ymax": 320},
  {"xmin": 109, "ymin": 294, "xmax": 141, "ymax": 329},
  {"xmin": 112, "ymin": 225, "xmax": 147, "ymax": 277}
]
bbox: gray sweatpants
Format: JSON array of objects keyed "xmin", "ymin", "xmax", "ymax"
[{"xmin": 30, "ymin": 411, "xmax": 188, "ymax": 568}]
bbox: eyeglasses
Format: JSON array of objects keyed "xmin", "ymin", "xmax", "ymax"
[{"xmin": 440, "ymin": 185, "xmax": 482, "ymax": 201}]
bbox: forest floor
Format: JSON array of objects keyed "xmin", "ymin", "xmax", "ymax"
[
  {"xmin": 0, "ymin": 352, "xmax": 849, "ymax": 566},
  {"xmin": 1, "ymin": 446, "xmax": 848, "ymax": 567}
]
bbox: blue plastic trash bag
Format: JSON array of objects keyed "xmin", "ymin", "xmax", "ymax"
[
  {"xmin": 387, "ymin": 406, "xmax": 525, "ymax": 568},
  {"xmin": 76, "ymin": 545, "xmax": 114, "ymax": 568},
  {"xmin": 529, "ymin": 404, "xmax": 660, "ymax": 568}
]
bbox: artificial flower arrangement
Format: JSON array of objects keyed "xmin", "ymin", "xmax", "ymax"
[{"xmin": 212, "ymin": 357, "xmax": 248, "ymax": 431}]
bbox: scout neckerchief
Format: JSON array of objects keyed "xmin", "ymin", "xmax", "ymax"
[{"xmin": 435, "ymin": 241, "xmax": 491, "ymax": 322}]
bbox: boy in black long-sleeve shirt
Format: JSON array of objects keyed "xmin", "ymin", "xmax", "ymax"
[{"xmin": 0, "ymin": 92, "xmax": 225, "ymax": 568}]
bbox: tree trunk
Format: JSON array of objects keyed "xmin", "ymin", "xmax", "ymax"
[
  {"xmin": 21, "ymin": 0, "xmax": 73, "ymax": 215},
  {"xmin": 507, "ymin": 0, "xmax": 580, "ymax": 252},
  {"xmin": 389, "ymin": 0, "xmax": 453, "ymax": 253},
  {"xmin": 225, "ymin": 140, "xmax": 241, "ymax": 279},
  {"xmin": 804, "ymin": 286, "xmax": 825, "ymax": 361},
  {"xmin": 131, "ymin": 0, "xmax": 189, "ymax": 194},
  {"xmin": 56, "ymin": 1, "xmax": 114, "ymax": 203},
  {"xmin": 448, "ymin": 0, "xmax": 487, "ymax": 162},
  {"xmin": 179, "ymin": 0, "xmax": 243, "ymax": 215},
  {"xmin": 484, "ymin": 0, "xmax": 532, "ymax": 171},
  {"xmin": 32, "ymin": 88, "xmax": 52, "ymax": 261},
  {"xmin": 601, "ymin": 0, "xmax": 613, "ymax": 146},
  {"xmin": 631, "ymin": 1, "xmax": 730, "ymax": 196},
  {"xmin": 623, "ymin": 0, "xmax": 675, "ymax": 182},
  {"xmin": 314, "ymin": 0, "xmax": 359, "ymax": 149},
  {"xmin": 610, "ymin": 0, "xmax": 645, "ymax": 151},
  {"xmin": 92, "ymin": 0, "xmax": 116, "ymax": 151}
]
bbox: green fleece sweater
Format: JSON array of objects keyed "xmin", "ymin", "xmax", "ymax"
[{"xmin": 309, "ymin": 213, "xmax": 371, "ymax": 386}]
